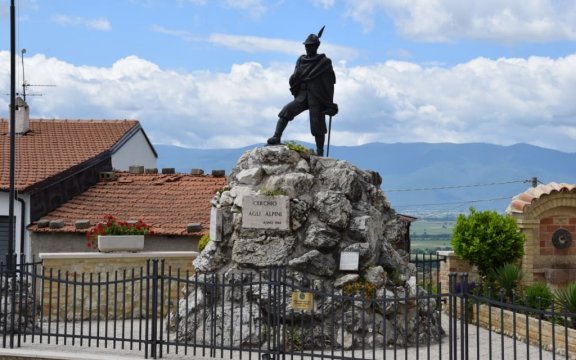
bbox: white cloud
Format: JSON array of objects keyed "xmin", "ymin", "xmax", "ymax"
[
  {"xmin": 344, "ymin": 0, "xmax": 576, "ymax": 42},
  {"xmin": 209, "ymin": 33, "xmax": 359, "ymax": 61},
  {"xmin": 223, "ymin": 0, "xmax": 268, "ymax": 18},
  {"xmin": 52, "ymin": 14, "xmax": 111, "ymax": 31},
  {"xmin": 311, "ymin": 0, "xmax": 335, "ymax": 9},
  {"xmin": 151, "ymin": 25, "xmax": 202, "ymax": 42},
  {"xmin": 177, "ymin": 0, "xmax": 207, "ymax": 5},
  {"xmin": 152, "ymin": 28, "xmax": 359, "ymax": 62},
  {"xmin": 386, "ymin": 48, "xmax": 413, "ymax": 60},
  {"xmin": 208, "ymin": 33, "xmax": 302, "ymax": 55},
  {"xmin": 1, "ymin": 51, "xmax": 575, "ymax": 153}
]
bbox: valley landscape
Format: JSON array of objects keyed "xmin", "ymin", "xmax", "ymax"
[{"xmin": 156, "ymin": 141, "xmax": 576, "ymax": 252}]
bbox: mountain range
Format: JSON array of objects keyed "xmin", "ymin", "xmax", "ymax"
[{"xmin": 155, "ymin": 142, "xmax": 576, "ymax": 218}]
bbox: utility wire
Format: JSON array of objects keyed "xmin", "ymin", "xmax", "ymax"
[
  {"xmin": 393, "ymin": 195, "xmax": 515, "ymax": 209},
  {"xmin": 384, "ymin": 179, "xmax": 529, "ymax": 193}
]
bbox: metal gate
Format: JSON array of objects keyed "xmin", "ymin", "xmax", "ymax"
[{"xmin": 0, "ymin": 258, "xmax": 574, "ymax": 360}]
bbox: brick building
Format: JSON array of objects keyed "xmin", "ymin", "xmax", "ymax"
[{"xmin": 507, "ymin": 182, "xmax": 576, "ymax": 288}]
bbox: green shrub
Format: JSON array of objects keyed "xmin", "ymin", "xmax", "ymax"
[
  {"xmin": 215, "ymin": 185, "xmax": 230, "ymax": 195},
  {"xmin": 451, "ymin": 207, "xmax": 525, "ymax": 276},
  {"xmin": 198, "ymin": 234, "xmax": 210, "ymax": 252},
  {"xmin": 285, "ymin": 141, "xmax": 310, "ymax": 155},
  {"xmin": 555, "ymin": 282, "xmax": 576, "ymax": 313},
  {"xmin": 490, "ymin": 263, "xmax": 523, "ymax": 301},
  {"xmin": 524, "ymin": 282, "xmax": 553, "ymax": 310},
  {"xmin": 555, "ymin": 282, "xmax": 576, "ymax": 327},
  {"xmin": 343, "ymin": 279, "xmax": 376, "ymax": 298}
]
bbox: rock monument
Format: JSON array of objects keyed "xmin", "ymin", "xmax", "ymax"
[{"xmin": 171, "ymin": 145, "xmax": 443, "ymax": 350}]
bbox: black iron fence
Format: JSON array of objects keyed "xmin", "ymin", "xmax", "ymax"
[{"xmin": 0, "ymin": 255, "xmax": 574, "ymax": 360}]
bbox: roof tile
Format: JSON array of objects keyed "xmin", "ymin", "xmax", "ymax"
[
  {"xmin": 29, "ymin": 172, "xmax": 228, "ymax": 236},
  {"xmin": 506, "ymin": 182, "xmax": 576, "ymax": 214},
  {"xmin": 0, "ymin": 119, "xmax": 139, "ymax": 191}
]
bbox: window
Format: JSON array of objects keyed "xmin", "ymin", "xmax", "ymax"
[{"xmin": 0, "ymin": 216, "xmax": 12, "ymax": 260}]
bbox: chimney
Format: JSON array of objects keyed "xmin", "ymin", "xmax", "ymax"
[
  {"xmin": 129, "ymin": 165, "xmax": 145, "ymax": 174},
  {"xmin": 9, "ymin": 96, "xmax": 30, "ymax": 135},
  {"xmin": 99, "ymin": 172, "xmax": 117, "ymax": 181}
]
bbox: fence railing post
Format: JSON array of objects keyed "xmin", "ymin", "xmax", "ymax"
[
  {"xmin": 150, "ymin": 259, "xmax": 159, "ymax": 359},
  {"xmin": 1, "ymin": 257, "xmax": 7, "ymax": 348},
  {"xmin": 7, "ymin": 254, "xmax": 17, "ymax": 349},
  {"xmin": 448, "ymin": 272, "xmax": 458, "ymax": 360},
  {"xmin": 460, "ymin": 273, "xmax": 469, "ymax": 360}
]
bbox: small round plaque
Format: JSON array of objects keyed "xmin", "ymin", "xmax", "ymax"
[{"xmin": 551, "ymin": 228, "xmax": 572, "ymax": 249}]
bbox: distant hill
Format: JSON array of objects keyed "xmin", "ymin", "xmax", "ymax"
[{"xmin": 155, "ymin": 142, "xmax": 576, "ymax": 217}]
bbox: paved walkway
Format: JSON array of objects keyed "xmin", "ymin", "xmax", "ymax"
[{"xmin": 0, "ymin": 314, "xmax": 572, "ymax": 360}]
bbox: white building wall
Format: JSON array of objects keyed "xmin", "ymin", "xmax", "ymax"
[
  {"xmin": 0, "ymin": 192, "xmax": 31, "ymax": 259},
  {"xmin": 111, "ymin": 130, "xmax": 157, "ymax": 170}
]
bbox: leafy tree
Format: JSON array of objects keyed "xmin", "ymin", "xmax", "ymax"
[{"xmin": 451, "ymin": 208, "xmax": 525, "ymax": 276}]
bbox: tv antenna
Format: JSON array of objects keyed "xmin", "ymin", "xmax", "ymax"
[{"xmin": 19, "ymin": 48, "xmax": 55, "ymax": 101}]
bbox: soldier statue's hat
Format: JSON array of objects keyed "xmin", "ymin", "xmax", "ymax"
[
  {"xmin": 303, "ymin": 34, "xmax": 320, "ymax": 45},
  {"xmin": 303, "ymin": 25, "xmax": 325, "ymax": 45}
]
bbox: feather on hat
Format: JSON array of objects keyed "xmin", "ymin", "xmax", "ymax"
[{"xmin": 303, "ymin": 25, "xmax": 325, "ymax": 45}]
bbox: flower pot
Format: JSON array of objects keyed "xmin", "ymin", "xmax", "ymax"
[{"xmin": 97, "ymin": 235, "xmax": 145, "ymax": 252}]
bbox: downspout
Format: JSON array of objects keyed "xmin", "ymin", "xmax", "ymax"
[{"xmin": 16, "ymin": 196, "xmax": 26, "ymax": 260}]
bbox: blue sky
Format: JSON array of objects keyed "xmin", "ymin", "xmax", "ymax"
[{"xmin": 1, "ymin": 0, "xmax": 576, "ymax": 152}]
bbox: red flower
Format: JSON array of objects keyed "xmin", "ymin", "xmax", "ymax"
[{"xmin": 85, "ymin": 215, "xmax": 153, "ymax": 249}]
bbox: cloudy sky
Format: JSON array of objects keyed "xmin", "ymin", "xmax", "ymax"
[{"xmin": 0, "ymin": 0, "xmax": 575, "ymax": 152}]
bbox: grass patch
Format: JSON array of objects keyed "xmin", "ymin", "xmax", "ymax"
[
  {"xmin": 410, "ymin": 218, "xmax": 454, "ymax": 253},
  {"xmin": 285, "ymin": 141, "xmax": 310, "ymax": 155},
  {"xmin": 410, "ymin": 219, "xmax": 455, "ymax": 237}
]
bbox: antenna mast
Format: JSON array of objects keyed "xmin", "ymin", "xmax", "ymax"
[
  {"xmin": 18, "ymin": 49, "xmax": 55, "ymax": 100},
  {"xmin": 21, "ymin": 48, "xmax": 26, "ymax": 101}
]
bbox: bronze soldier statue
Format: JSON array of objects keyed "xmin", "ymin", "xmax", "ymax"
[{"xmin": 267, "ymin": 26, "xmax": 338, "ymax": 156}]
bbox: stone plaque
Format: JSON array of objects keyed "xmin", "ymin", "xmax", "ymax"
[
  {"xmin": 242, "ymin": 195, "xmax": 290, "ymax": 230},
  {"xmin": 210, "ymin": 206, "xmax": 223, "ymax": 242},
  {"xmin": 339, "ymin": 251, "xmax": 359, "ymax": 271},
  {"xmin": 291, "ymin": 291, "xmax": 314, "ymax": 311}
]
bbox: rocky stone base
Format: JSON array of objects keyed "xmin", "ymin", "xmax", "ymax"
[
  {"xmin": 0, "ymin": 275, "xmax": 39, "ymax": 334},
  {"xmin": 171, "ymin": 145, "xmax": 444, "ymax": 349}
]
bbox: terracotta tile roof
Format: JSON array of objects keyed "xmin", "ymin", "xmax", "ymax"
[
  {"xmin": 0, "ymin": 119, "xmax": 140, "ymax": 191},
  {"xmin": 506, "ymin": 182, "xmax": 576, "ymax": 214},
  {"xmin": 28, "ymin": 172, "xmax": 228, "ymax": 236}
]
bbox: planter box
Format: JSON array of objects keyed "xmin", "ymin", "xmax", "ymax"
[{"xmin": 98, "ymin": 235, "xmax": 145, "ymax": 252}]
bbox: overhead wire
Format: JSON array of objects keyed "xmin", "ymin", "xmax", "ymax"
[
  {"xmin": 393, "ymin": 195, "xmax": 515, "ymax": 209},
  {"xmin": 384, "ymin": 179, "xmax": 529, "ymax": 192},
  {"xmin": 387, "ymin": 178, "xmax": 539, "ymax": 211}
]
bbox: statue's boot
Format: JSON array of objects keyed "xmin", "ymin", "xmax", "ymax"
[
  {"xmin": 267, "ymin": 117, "xmax": 289, "ymax": 145},
  {"xmin": 315, "ymin": 134, "xmax": 325, "ymax": 157}
]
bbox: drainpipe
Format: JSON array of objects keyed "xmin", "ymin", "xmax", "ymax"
[{"xmin": 16, "ymin": 196, "xmax": 25, "ymax": 261}]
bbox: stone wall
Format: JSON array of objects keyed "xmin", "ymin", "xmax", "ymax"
[
  {"xmin": 512, "ymin": 193, "xmax": 576, "ymax": 287},
  {"xmin": 437, "ymin": 251, "xmax": 478, "ymax": 294},
  {"xmin": 31, "ymin": 232, "xmax": 200, "ymax": 259},
  {"xmin": 539, "ymin": 216, "xmax": 576, "ymax": 257},
  {"xmin": 473, "ymin": 304, "xmax": 576, "ymax": 358},
  {"xmin": 39, "ymin": 252, "xmax": 197, "ymax": 319}
]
